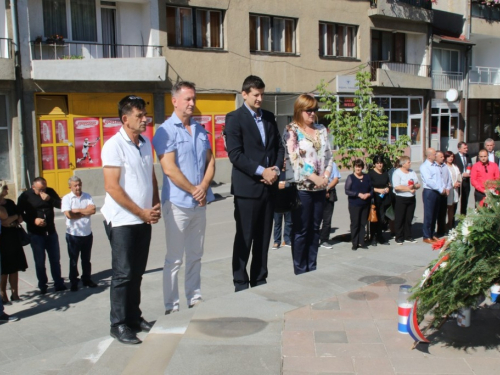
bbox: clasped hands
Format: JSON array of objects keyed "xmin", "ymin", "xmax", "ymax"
[
  {"xmin": 261, "ymin": 167, "xmax": 279, "ymax": 185},
  {"xmin": 141, "ymin": 203, "xmax": 161, "ymax": 224}
]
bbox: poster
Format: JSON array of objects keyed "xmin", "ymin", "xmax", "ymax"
[
  {"xmin": 56, "ymin": 146, "xmax": 69, "ymax": 169},
  {"xmin": 39, "ymin": 120, "xmax": 53, "ymax": 144},
  {"xmin": 74, "ymin": 117, "xmax": 102, "ymax": 167},
  {"xmin": 41, "ymin": 147, "xmax": 54, "ymax": 170},
  {"xmin": 144, "ymin": 117, "xmax": 155, "ymax": 145},
  {"xmin": 214, "ymin": 115, "xmax": 227, "ymax": 158},
  {"xmin": 55, "ymin": 120, "xmax": 68, "ymax": 143},
  {"xmin": 102, "ymin": 117, "xmax": 122, "ymax": 143},
  {"xmin": 193, "ymin": 115, "xmax": 213, "ymax": 149}
]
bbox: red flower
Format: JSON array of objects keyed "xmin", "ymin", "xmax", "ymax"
[{"xmin": 432, "ymin": 238, "xmax": 446, "ymax": 250}]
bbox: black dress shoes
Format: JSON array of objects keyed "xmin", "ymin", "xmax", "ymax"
[
  {"xmin": 130, "ymin": 318, "xmax": 153, "ymax": 333},
  {"xmin": 110, "ymin": 324, "xmax": 142, "ymax": 344},
  {"xmin": 83, "ymin": 280, "xmax": 98, "ymax": 288}
]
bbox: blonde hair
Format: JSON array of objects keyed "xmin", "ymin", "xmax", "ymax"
[{"xmin": 293, "ymin": 94, "xmax": 318, "ymax": 128}]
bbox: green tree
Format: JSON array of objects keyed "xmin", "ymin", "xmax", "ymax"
[{"xmin": 317, "ymin": 69, "xmax": 410, "ymax": 170}]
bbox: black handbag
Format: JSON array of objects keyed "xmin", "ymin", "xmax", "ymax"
[
  {"xmin": 17, "ymin": 225, "xmax": 31, "ymax": 246},
  {"xmin": 274, "ymin": 183, "xmax": 302, "ymax": 214}
]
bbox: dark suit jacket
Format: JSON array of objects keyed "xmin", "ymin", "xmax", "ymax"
[
  {"xmin": 225, "ymin": 105, "xmax": 285, "ymax": 198},
  {"xmin": 454, "ymin": 152, "xmax": 472, "ymax": 188}
]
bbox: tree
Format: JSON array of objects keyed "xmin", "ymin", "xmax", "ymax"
[{"xmin": 317, "ymin": 69, "xmax": 410, "ymax": 170}]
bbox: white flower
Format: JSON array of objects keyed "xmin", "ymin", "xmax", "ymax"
[
  {"xmin": 420, "ymin": 268, "xmax": 431, "ymax": 287},
  {"xmin": 447, "ymin": 229, "xmax": 458, "ymax": 242},
  {"xmin": 462, "ymin": 219, "xmax": 472, "ymax": 238},
  {"xmin": 440, "ymin": 262, "xmax": 447, "ymax": 269}
]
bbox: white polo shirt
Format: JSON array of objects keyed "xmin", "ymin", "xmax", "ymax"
[
  {"xmin": 61, "ymin": 191, "xmax": 94, "ymax": 236},
  {"xmin": 101, "ymin": 127, "xmax": 154, "ymax": 227}
]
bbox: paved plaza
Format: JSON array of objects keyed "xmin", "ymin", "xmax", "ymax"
[{"xmin": 1, "ymin": 178, "xmax": 499, "ymax": 374}]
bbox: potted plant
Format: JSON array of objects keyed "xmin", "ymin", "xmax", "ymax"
[{"xmin": 46, "ymin": 34, "xmax": 65, "ymax": 45}]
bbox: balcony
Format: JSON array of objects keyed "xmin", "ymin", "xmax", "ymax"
[
  {"xmin": 471, "ymin": 2, "xmax": 500, "ymax": 35},
  {"xmin": 469, "ymin": 66, "xmax": 500, "ymax": 99},
  {"xmin": 370, "ymin": 61, "xmax": 432, "ymax": 89},
  {"xmin": 30, "ymin": 41, "xmax": 167, "ymax": 81},
  {"xmin": 431, "ymin": 71, "xmax": 463, "ymax": 91},
  {"xmin": 368, "ymin": 0, "xmax": 433, "ymax": 23},
  {"xmin": 0, "ymin": 38, "xmax": 15, "ymax": 80}
]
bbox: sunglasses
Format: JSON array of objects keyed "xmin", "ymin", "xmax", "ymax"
[{"xmin": 304, "ymin": 108, "xmax": 319, "ymax": 114}]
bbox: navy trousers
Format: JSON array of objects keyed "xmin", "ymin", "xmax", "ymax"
[{"xmin": 422, "ymin": 189, "xmax": 440, "ymax": 239}]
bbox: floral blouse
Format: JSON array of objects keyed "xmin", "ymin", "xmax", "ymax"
[{"xmin": 284, "ymin": 122, "xmax": 333, "ymax": 191}]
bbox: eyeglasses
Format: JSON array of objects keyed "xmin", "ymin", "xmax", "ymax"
[{"xmin": 304, "ymin": 108, "xmax": 319, "ymax": 114}]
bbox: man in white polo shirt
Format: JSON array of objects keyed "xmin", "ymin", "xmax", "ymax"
[
  {"xmin": 61, "ymin": 176, "xmax": 97, "ymax": 292},
  {"xmin": 101, "ymin": 95, "xmax": 161, "ymax": 345}
]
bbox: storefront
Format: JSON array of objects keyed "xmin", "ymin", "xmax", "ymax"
[
  {"xmin": 468, "ymin": 99, "xmax": 500, "ymax": 146},
  {"xmin": 431, "ymin": 99, "xmax": 460, "ymax": 153}
]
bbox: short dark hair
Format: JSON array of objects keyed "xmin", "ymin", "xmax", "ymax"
[
  {"xmin": 242, "ymin": 75, "xmax": 265, "ymax": 93},
  {"xmin": 118, "ymin": 95, "xmax": 146, "ymax": 124},
  {"xmin": 33, "ymin": 177, "xmax": 46, "ymax": 184},
  {"xmin": 444, "ymin": 151, "xmax": 454, "ymax": 160},
  {"xmin": 372, "ymin": 155, "xmax": 385, "ymax": 165},
  {"xmin": 171, "ymin": 81, "xmax": 196, "ymax": 97},
  {"xmin": 457, "ymin": 141, "xmax": 467, "ymax": 149},
  {"xmin": 353, "ymin": 159, "xmax": 365, "ymax": 169},
  {"xmin": 436, "ymin": 150, "xmax": 444, "ymax": 157}
]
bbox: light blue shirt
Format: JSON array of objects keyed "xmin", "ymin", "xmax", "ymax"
[
  {"xmin": 420, "ymin": 159, "xmax": 444, "ymax": 193},
  {"xmin": 328, "ymin": 162, "xmax": 341, "ymax": 183},
  {"xmin": 244, "ymin": 103, "xmax": 267, "ymax": 176},
  {"xmin": 153, "ymin": 113, "xmax": 214, "ymax": 208},
  {"xmin": 437, "ymin": 163, "xmax": 453, "ymax": 191}
]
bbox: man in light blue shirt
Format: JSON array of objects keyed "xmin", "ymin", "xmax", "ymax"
[
  {"xmin": 435, "ymin": 151, "xmax": 453, "ymax": 236},
  {"xmin": 319, "ymin": 162, "xmax": 341, "ymax": 248},
  {"xmin": 420, "ymin": 148, "xmax": 448, "ymax": 243},
  {"xmin": 153, "ymin": 81, "xmax": 215, "ymax": 314}
]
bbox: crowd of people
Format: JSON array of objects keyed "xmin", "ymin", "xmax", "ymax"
[{"xmin": 0, "ymin": 76, "xmax": 499, "ymax": 346}]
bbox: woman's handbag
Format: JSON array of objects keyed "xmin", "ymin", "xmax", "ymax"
[
  {"xmin": 368, "ymin": 201, "xmax": 378, "ymax": 223},
  {"xmin": 17, "ymin": 225, "xmax": 31, "ymax": 246},
  {"xmin": 328, "ymin": 187, "xmax": 338, "ymax": 203},
  {"xmin": 274, "ymin": 183, "xmax": 302, "ymax": 214}
]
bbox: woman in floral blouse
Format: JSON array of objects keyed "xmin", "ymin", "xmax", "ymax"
[{"xmin": 284, "ymin": 94, "xmax": 333, "ymax": 275}]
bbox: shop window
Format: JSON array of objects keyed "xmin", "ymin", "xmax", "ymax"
[
  {"xmin": 167, "ymin": 6, "xmax": 223, "ymax": 49},
  {"xmin": 391, "ymin": 98, "xmax": 408, "ymax": 109},
  {"xmin": 0, "ymin": 95, "xmax": 9, "ymax": 180},
  {"xmin": 319, "ymin": 22, "xmax": 357, "ymax": 58},
  {"xmin": 410, "ymin": 98, "xmax": 422, "ymax": 115},
  {"xmin": 250, "ymin": 14, "xmax": 295, "ymax": 53},
  {"xmin": 42, "ymin": 0, "xmax": 97, "ymax": 42},
  {"xmin": 390, "ymin": 111, "xmax": 408, "ymax": 144}
]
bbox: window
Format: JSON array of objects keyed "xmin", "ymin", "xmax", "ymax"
[
  {"xmin": 42, "ymin": 0, "xmax": 97, "ymax": 42},
  {"xmin": 319, "ymin": 22, "xmax": 357, "ymax": 58},
  {"xmin": 432, "ymin": 48, "xmax": 460, "ymax": 72},
  {"xmin": 249, "ymin": 14, "xmax": 295, "ymax": 53},
  {"xmin": 371, "ymin": 30, "xmax": 405, "ymax": 63},
  {"xmin": 0, "ymin": 95, "xmax": 10, "ymax": 180},
  {"xmin": 166, "ymin": 6, "xmax": 223, "ymax": 49}
]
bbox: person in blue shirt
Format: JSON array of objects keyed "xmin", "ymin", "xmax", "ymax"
[
  {"xmin": 420, "ymin": 148, "xmax": 448, "ymax": 243},
  {"xmin": 153, "ymin": 81, "xmax": 215, "ymax": 315},
  {"xmin": 319, "ymin": 162, "xmax": 341, "ymax": 248}
]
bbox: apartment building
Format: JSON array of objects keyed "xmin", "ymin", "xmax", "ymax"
[{"xmin": 6, "ymin": 0, "xmax": 437, "ymax": 196}]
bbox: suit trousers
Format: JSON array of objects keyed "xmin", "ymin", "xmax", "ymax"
[
  {"xmin": 232, "ymin": 189, "xmax": 274, "ymax": 291},
  {"xmin": 459, "ymin": 179, "xmax": 471, "ymax": 215},
  {"xmin": 349, "ymin": 204, "xmax": 370, "ymax": 247},
  {"xmin": 291, "ymin": 190, "xmax": 325, "ymax": 275},
  {"xmin": 104, "ymin": 221, "xmax": 151, "ymax": 327},
  {"xmin": 162, "ymin": 201, "xmax": 206, "ymax": 310},
  {"xmin": 422, "ymin": 189, "xmax": 440, "ymax": 239},
  {"xmin": 436, "ymin": 195, "xmax": 448, "ymax": 236},
  {"xmin": 394, "ymin": 196, "xmax": 416, "ymax": 242},
  {"xmin": 474, "ymin": 190, "xmax": 486, "ymax": 205},
  {"xmin": 319, "ymin": 197, "xmax": 335, "ymax": 243},
  {"xmin": 65, "ymin": 233, "xmax": 93, "ymax": 286}
]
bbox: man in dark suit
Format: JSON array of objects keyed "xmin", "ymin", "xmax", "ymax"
[
  {"xmin": 475, "ymin": 138, "xmax": 499, "ymax": 165},
  {"xmin": 225, "ymin": 75, "xmax": 285, "ymax": 292},
  {"xmin": 454, "ymin": 141, "xmax": 472, "ymax": 215}
]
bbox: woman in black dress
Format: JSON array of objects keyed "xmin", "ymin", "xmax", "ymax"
[
  {"xmin": 345, "ymin": 159, "xmax": 373, "ymax": 250},
  {"xmin": 0, "ymin": 183, "xmax": 28, "ymax": 304},
  {"xmin": 367, "ymin": 155, "xmax": 391, "ymax": 246}
]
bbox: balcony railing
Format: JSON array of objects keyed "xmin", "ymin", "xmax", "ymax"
[
  {"xmin": 370, "ymin": 0, "xmax": 432, "ymax": 10},
  {"xmin": 370, "ymin": 61, "xmax": 431, "ymax": 81},
  {"xmin": 469, "ymin": 66, "xmax": 500, "ymax": 85},
  {"xmin": 471, "ymin": 2, "xmax": 500, "ymax": 21},
  {"xmin": 0, "ymin": 38, "xmax": 13, "ymax": 59},
  {"xmin": 432, "ymin": 71, "xmax": 463, "ymax": 91},
  {"xmin": 30, "ymin": 41, "xmax": 163, "ymax": 61}
]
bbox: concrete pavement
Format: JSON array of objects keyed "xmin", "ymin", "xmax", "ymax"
[{"xmin": 1, "ymin": 177, "xmax": 494, "ymax": 374}]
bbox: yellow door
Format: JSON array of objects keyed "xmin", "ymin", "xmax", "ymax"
[{"xmin": 37, "ymin": 117, "xmax": 75, "ymax": 197}]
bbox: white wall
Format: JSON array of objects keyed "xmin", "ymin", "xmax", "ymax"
[
  {"xmin": 117, "ymin": 2, "xmax": 146, "ymax": 46},
  {"xmin": 406, "ymin": 33, "xmax": 428, "ymax": 66},
  {"xmin": 473, "ymin": 38, "xmax": 500, "ymax": 68}
]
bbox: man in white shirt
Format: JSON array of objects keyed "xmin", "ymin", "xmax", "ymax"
[
  {"xmin": 101, "ymin": 95, "xmax": 161, "ymax": 345},
  {"xmin": 61, "ymin": 176, "xmax": 97, "ymax": 292}
]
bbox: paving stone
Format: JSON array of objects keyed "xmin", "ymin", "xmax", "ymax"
[
  {"xmin": 283, "ymin": 356, "xmax": 354, "ymax": 373},
  {"xmin": 345, "ymin": 326, "xmax": 382, "ymax": 344},
  {"xmin": 282, "ymin": 331, "xmax": 316, "ymax": 357},
  {"xmin": 284, "ymin": 318, "xmax": 344, "ymax": 332},
  {"xmin": 464, "ymin": 357, "xmax": 500, "ymax": 375},
  {"xmin": 311, "ymin": 301, "xmax": 340, "ymax": 310},
  {"xmin": 316, "ymin": 343, "xmax": 387, "ymax": 358},
  {"xmin": 390, "ymin": 357, "xmax": 473, "ymax": 374},
  {"xmin": 314, "ymin": 331, "xmax": 348, "ymax": 344},
  {"xmin": 353, "ymin": 357, "xmax": 395, "ymax": 374}
]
